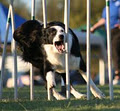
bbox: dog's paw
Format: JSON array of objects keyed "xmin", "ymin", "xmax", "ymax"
[
  {"xmin": 55, "ymin": 94, "xmax": 66, "ymax": 100},
  {"xmin": 75, "ymin": 93, "xmax": 87, "ymax": 99},
  {"xmin": 94, "ymin": 91, "xmax": 105, "ymax": 99},
  {"xmin": 71, "ymin": 91, "xmax": 87, "ymax": 99},
  {"xmin": 70, "ymin": 86, "xmax": 86, "ymax": 99},
  {"xmin": 52, "ymin": 89, "xmax": 66, "ymax": 100},
  {"xmin": 91, "ymin": 85, "xmax": 105, "ymax": 99}
]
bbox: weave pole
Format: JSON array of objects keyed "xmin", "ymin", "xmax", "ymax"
[
  {"xmin": 0, "ymin": 6, "xmax": 11, "ymax": 99},
  {"xmin": 86, "ymin": 0, "xmax": 91, "ymax": 100},
  {"xmin": 30, "ymin": 0, "xmax": 35, "ymax": 101},
  {"xmin": 42, "ymin": 0, "xmax": 50, "ymax": 100},
  {"xmin": 64, "ymin": 0, "xmax": 70, "ymax": 99},
  {"xmin": 10, "ymin": 0, "xmax": 18, "ymax": 100},
  {"xmin": 42, "ymin": 0, "xmax": 47, "ymax": 28},
  {"xmin": 106, "ymin": 0, "xmax": 113, "ymax": 100}
]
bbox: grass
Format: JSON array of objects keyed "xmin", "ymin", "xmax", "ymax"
[
  {"xmin": 0, "ymin": 48, "xmax": 118, "ymax": 111},
  {"xmin": 0, "ymin": 85, "xmax": 120, "ymax": 111}
]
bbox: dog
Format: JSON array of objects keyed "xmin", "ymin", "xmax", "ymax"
[{"xmin": 13, "ymin": 20, "xmax": 105, "ymax": 100}]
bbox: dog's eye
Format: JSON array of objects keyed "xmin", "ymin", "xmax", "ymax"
[
  {"xmin": 61, "ymin": 30, "xmax": 64, "ymax": 32},
  {"xmin": 49, "ymin": 28, "xmax": 56, "ymax": 35}
]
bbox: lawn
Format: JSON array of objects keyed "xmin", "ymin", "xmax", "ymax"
[{"xmin": 0, "ymin": 85, "xmax": 120, "ymax": 111}]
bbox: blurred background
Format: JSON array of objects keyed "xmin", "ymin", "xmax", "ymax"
[{"xmin": 1, "ymin": 0, "xmax": 105, "ymax": 28}]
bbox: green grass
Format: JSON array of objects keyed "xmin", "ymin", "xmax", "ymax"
[{"xmin": 0, "ymin": 85, "xmax": 120, "ymax": 111}]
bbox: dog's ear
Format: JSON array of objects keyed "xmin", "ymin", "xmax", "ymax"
[{"xmin": 14, "ymin": 20, "xmax": 43, "ymax": 47}]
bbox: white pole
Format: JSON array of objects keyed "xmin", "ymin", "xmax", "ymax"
[
  {"xmin": 64, "ymin": 0, "xmax": 70, "ymax": 99},
  {"xmin": 106, "ymin": 0, "xmax": 113, "ymax": 100},
  {"xmin": 42, "ymin": 0, "xmax": 50, "ymax": 100},
  {"xmin": 30, "ymin": 64, "xmax": 34, "ymax": 100},
  {"xmin": 42, "ymin": 0, "xmax": 47, "ymax": 28},
  {"xmin": 31, "ymin": 0, "xmax": 35, "ymax": 20},
  {"xmin": 30, "ymin": 0, "xmax": 35, "ymax": 101},
  {"xmin": 86, "ymin": 0, "xmax": 91, "ymax": 100},
  {"xmin": 0, "ymin": 6, "xmax": 11, "ymax": 99},
  {"xmin": 10, "ymin": 0, "xmax": 18, "ymax": 100}
]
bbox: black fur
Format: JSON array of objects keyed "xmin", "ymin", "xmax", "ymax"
[{"xmin": 13, "ymin": 20, "xmax": 86, "ymax": 85}]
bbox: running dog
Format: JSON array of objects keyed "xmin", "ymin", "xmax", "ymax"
[{"xmin": 13, "ymin": 20, "xmax": 105, "ymax": 100}]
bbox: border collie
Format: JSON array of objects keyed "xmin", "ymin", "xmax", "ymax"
[{"xmin": 13, "ymin": 20, "xmax": 105, "ymax": 100}]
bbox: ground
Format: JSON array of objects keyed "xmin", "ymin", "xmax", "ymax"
[{"xmin": 0, "ymin": 85, "xmax": 120, "ymax": 111}]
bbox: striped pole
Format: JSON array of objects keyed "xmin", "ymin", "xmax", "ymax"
[
  {"xmin": 106, "ymin": 0, "xmax": 113, "ymax": 100},
  {"xmin": 42, "ymin": 0, "xmax": 50, "ymax": 100},
  {"xmin": 64, "ymin": 0, "xmax": 70, "ymax": 99},
  {"xmin": 86, "ymin": 0, "xmax": 91, "ymax": 100},
  {"xmin": 30, "ymin": 0, "xmax": 35, "ymax": 101},
  {"xmin": 10, "ymin": 0, "xmax": 18, "ymax": 100},
  {"xmin": 0, "ymin": 6, "xmax": 11, "ymax": 99}
]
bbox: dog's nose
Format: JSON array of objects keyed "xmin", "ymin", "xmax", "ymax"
[{"xmin": 59, "ymin": 35, "xmax": 64, "ymax": 40}]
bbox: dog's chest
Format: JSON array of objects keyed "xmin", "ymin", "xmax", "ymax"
[{"xmin": 43, "ymin": 45, "xmax": 80, "ymax": 73}]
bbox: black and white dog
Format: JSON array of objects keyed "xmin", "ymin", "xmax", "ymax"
[{"xmin": 14, "ymin": 20, "xmax": 105, "ymax": 100}]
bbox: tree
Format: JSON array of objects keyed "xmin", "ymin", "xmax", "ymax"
[
  {"xmin": 36, "ymin": 0, "xmax": 105, "ymax": 28},
  {"xmin": 0, "ymin": 0, "xmax": 105, "ymax": 28}
]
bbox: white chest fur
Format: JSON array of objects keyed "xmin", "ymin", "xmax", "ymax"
[{"xmin": 43, "ymin": 44, "xmax": 80, "ymax": 73}]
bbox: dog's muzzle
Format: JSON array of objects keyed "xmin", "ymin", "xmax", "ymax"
[{"xmin": 54, "ymin": 40, "xmax": 65, "ymax": 53}]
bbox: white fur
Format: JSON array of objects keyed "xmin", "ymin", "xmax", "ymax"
[
  {"xmin": 45, "ymin": 24, "xmax": 105, "ymax": 100},
  {"xmin": 43, "ymin": 26, "xmax": 80, "ymax": 73},
  {"xmin": 52, "ymin": 88, "xmax": 66, "ymax": 100},
  {"xmin": 46, "ymin": 71, "xmax": 56, "ymax": 89},
  {"xmin": 50, "ymin": 26, "xmax": 73, "ymax": 53},
  {"xmin": 51, "ymin": 26, "xmax": 66, "ymax": 43},
  {"xmin": 70, "ymin": 86, "xmax": 86, "ymax": 99},
  {"xmin": 43, "ymin": 44, "xmax": 80, "ymax": 73}
]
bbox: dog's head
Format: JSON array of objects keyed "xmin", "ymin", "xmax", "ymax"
[
  {"xmin": 44, "ymin": 22, "xmax": 67, "ymax": 53},
  {"xmin": 14, "ymin": 21, "xmax": 71, "ymax": 54}
]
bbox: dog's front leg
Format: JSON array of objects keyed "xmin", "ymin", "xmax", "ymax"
[
  {"xmin": 80, "ymin": 71, "xmax": 105, "ymax": 99},
  {"xmin": 46, "ymin": 71, "xmax": 66, "ymax": 100}
]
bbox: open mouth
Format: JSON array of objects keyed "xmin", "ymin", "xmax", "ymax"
[{"xmin": 54, "ymin": 41, "xmax": 65, "ymax": 53}]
